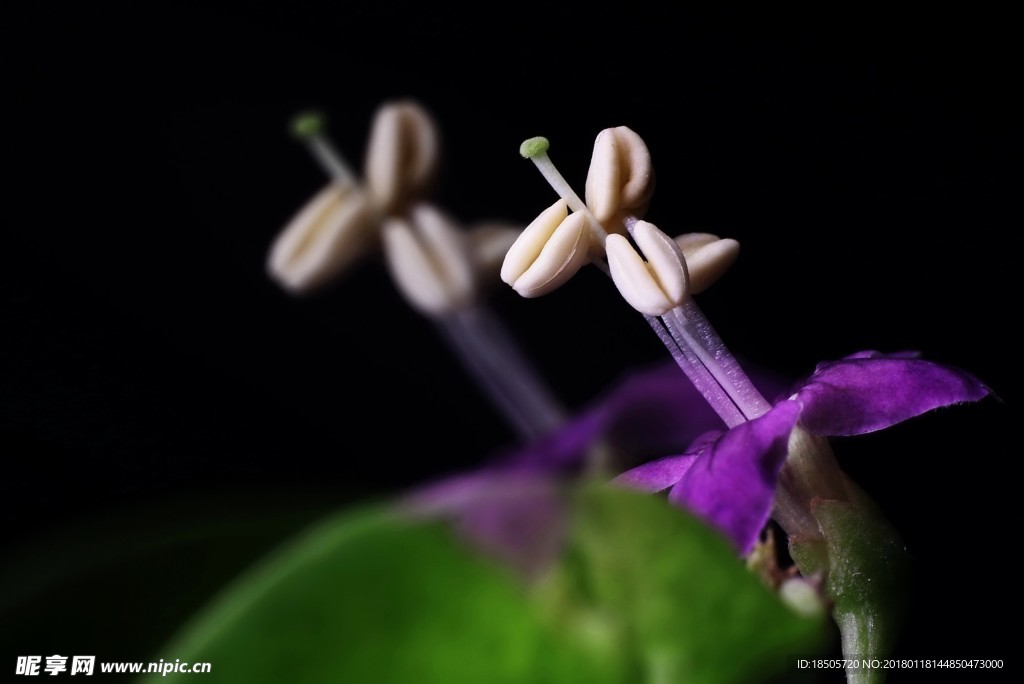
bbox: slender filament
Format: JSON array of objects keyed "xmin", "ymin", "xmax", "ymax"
[{"xmin": 438, "ymin": 305, "xmax": 568, "ymax": 441}]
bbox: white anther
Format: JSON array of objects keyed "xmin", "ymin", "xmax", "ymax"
[
  {"xmin": 584, "ymin": 126, "xmax": 655, "ymax": 232},
  {"xmin": 267, "ymin": 183, "xmax": 374, "ymax": 293},
  {"xmin": 467, "ymin": 223, "xmax": 522, "ymax": 281},
  {"xmin": 607, "ymin": 220, "xmax": 689, "ymax": 316},
  {"xmin": 674, "ymin": 233, "xmax": 741, "ymax": 294},
  {"xmin": 365, "ymin": 101, "xmax": 440, "ymax": 215},
  {"xmin": 674, "ymin": 232, "xmax": 719, "ymax": 253},
  {"xmin": 500, "ymin": 199, "xmax": 591, "ymax": 298},
  {"xmin": 382, "ymin": 204, "xmax": 476, "ymax": 316}
]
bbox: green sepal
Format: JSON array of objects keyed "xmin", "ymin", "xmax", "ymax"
[{"xmin": 791, "ymin": 487, "xmax": 910, "ymax": 684}]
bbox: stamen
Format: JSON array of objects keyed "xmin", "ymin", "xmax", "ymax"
[
  {"xmin": 518, "ymin": 131, "xmax": 767, "ymax": 426},
  {"xmin": 468, "ymin": 224, "xmax": 521, "ymax": 280},
  {"xmin": 605, "ymin": 220, "xmax": 688, "ymax": 316},
  {"xmin": 516, "ymin": 133, "xmax": 774, "ymax": 426},
  {"xmin": 501, "ymin": 200, "xmax": 591, "ymax": 297},
  {"xmin": 675, "ymin": 234, "xmax": 741, "ymax": 295},
  {"xmin": 518, "ymin": 136, "xmax": 745, "ymax": 426},
  {"xmin": 609, "ymin": 218, "xmax": 750, "ymax": 425},
  {"xmin": 280, "ymin": 109, "xmax": 568, "ymax": 443},
  {"xmin": 621, "ymin": 215, "xmax": 772, "ymax": 421},
  {"xmin": 276, "ymin": 105, "xmax": 577, "ymax": 448}
]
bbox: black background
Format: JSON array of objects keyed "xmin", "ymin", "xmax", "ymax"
[{"xmin": 5, "ymin": 2, "xmax": 1020, "ymax": 678}]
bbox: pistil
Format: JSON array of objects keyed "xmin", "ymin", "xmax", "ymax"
[
  {"xmin": 291, "ymin": 111, "xmax": 359, "ymax": 187},
  {"xmin": 519, "ymin": 138, "xmax": 611, "ymax": 259}
]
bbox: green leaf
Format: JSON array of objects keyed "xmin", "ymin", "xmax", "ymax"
[
  {"xmin": 140, "ymin": 504, "xmax": 612, "ymax": 684},
  {"xmin": 144, "ymin": 487, "xmax": 825, "ymax": 684},
  {"xmin": 559, "ymin": 486, "xmax": 826, "ymax": 684}
]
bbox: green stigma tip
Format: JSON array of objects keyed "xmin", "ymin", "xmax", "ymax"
[
  {"xmin": 290, "ymin": 111, "xmax": 325, "ymax": 139},
  {"xmin": 519, "ymin": 137, "xmax": 550, "ymax": 158}
]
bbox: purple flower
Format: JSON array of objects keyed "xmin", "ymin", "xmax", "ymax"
[
  {"xmin": 614, "ymin": 351, "xmax": 991, "ymax": 554},
  {"xmin": 403, "ymin": 361, "xmax": 790, "ymax": 575},
  {"xmin": 470, "ymin": 128, "xmax": 994, "ymax": 668},
  {"xmin": 407, "ymin": 347, "xmax": 989, "ymax": 573}
]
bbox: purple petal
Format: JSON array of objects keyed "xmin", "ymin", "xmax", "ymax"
[
  {"xmin": 488, "ymin": 363, "xmax": 718, "ymax": 474},
  {"xmin": 401, "ymin": 470, "xmax": 501, "ymax": 516},
  {"xmin": 490, "ymin": 360, "xmax": 793, "ymax": 475},
  {"xmin": 497, "ymin": 412, "xmax": 605, "ymax": 473},
  {"xmin": 595, "ymin": 364, "xmax": 724, "ymax": 455},
  {"xmin": 402, "ymin": 470, "xmax": 567, "ymax": 579},
  {"xmin": 453, "ymin": 475, "xmax": 567, "ymax": 580},
  {"xmin": 612, "ymin": 431, "xmax": 719, "ymax": 492},
  {"xmin": 795, "ymin": 355, "xmax": 991, "ymax": 436},
  {"xmin": 669, "ymin": 401, "xmax": 801, "ymax": 555},
  {"xmin": 594, "ymin": 361, "xmax": 792, "ymax": 456}
]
